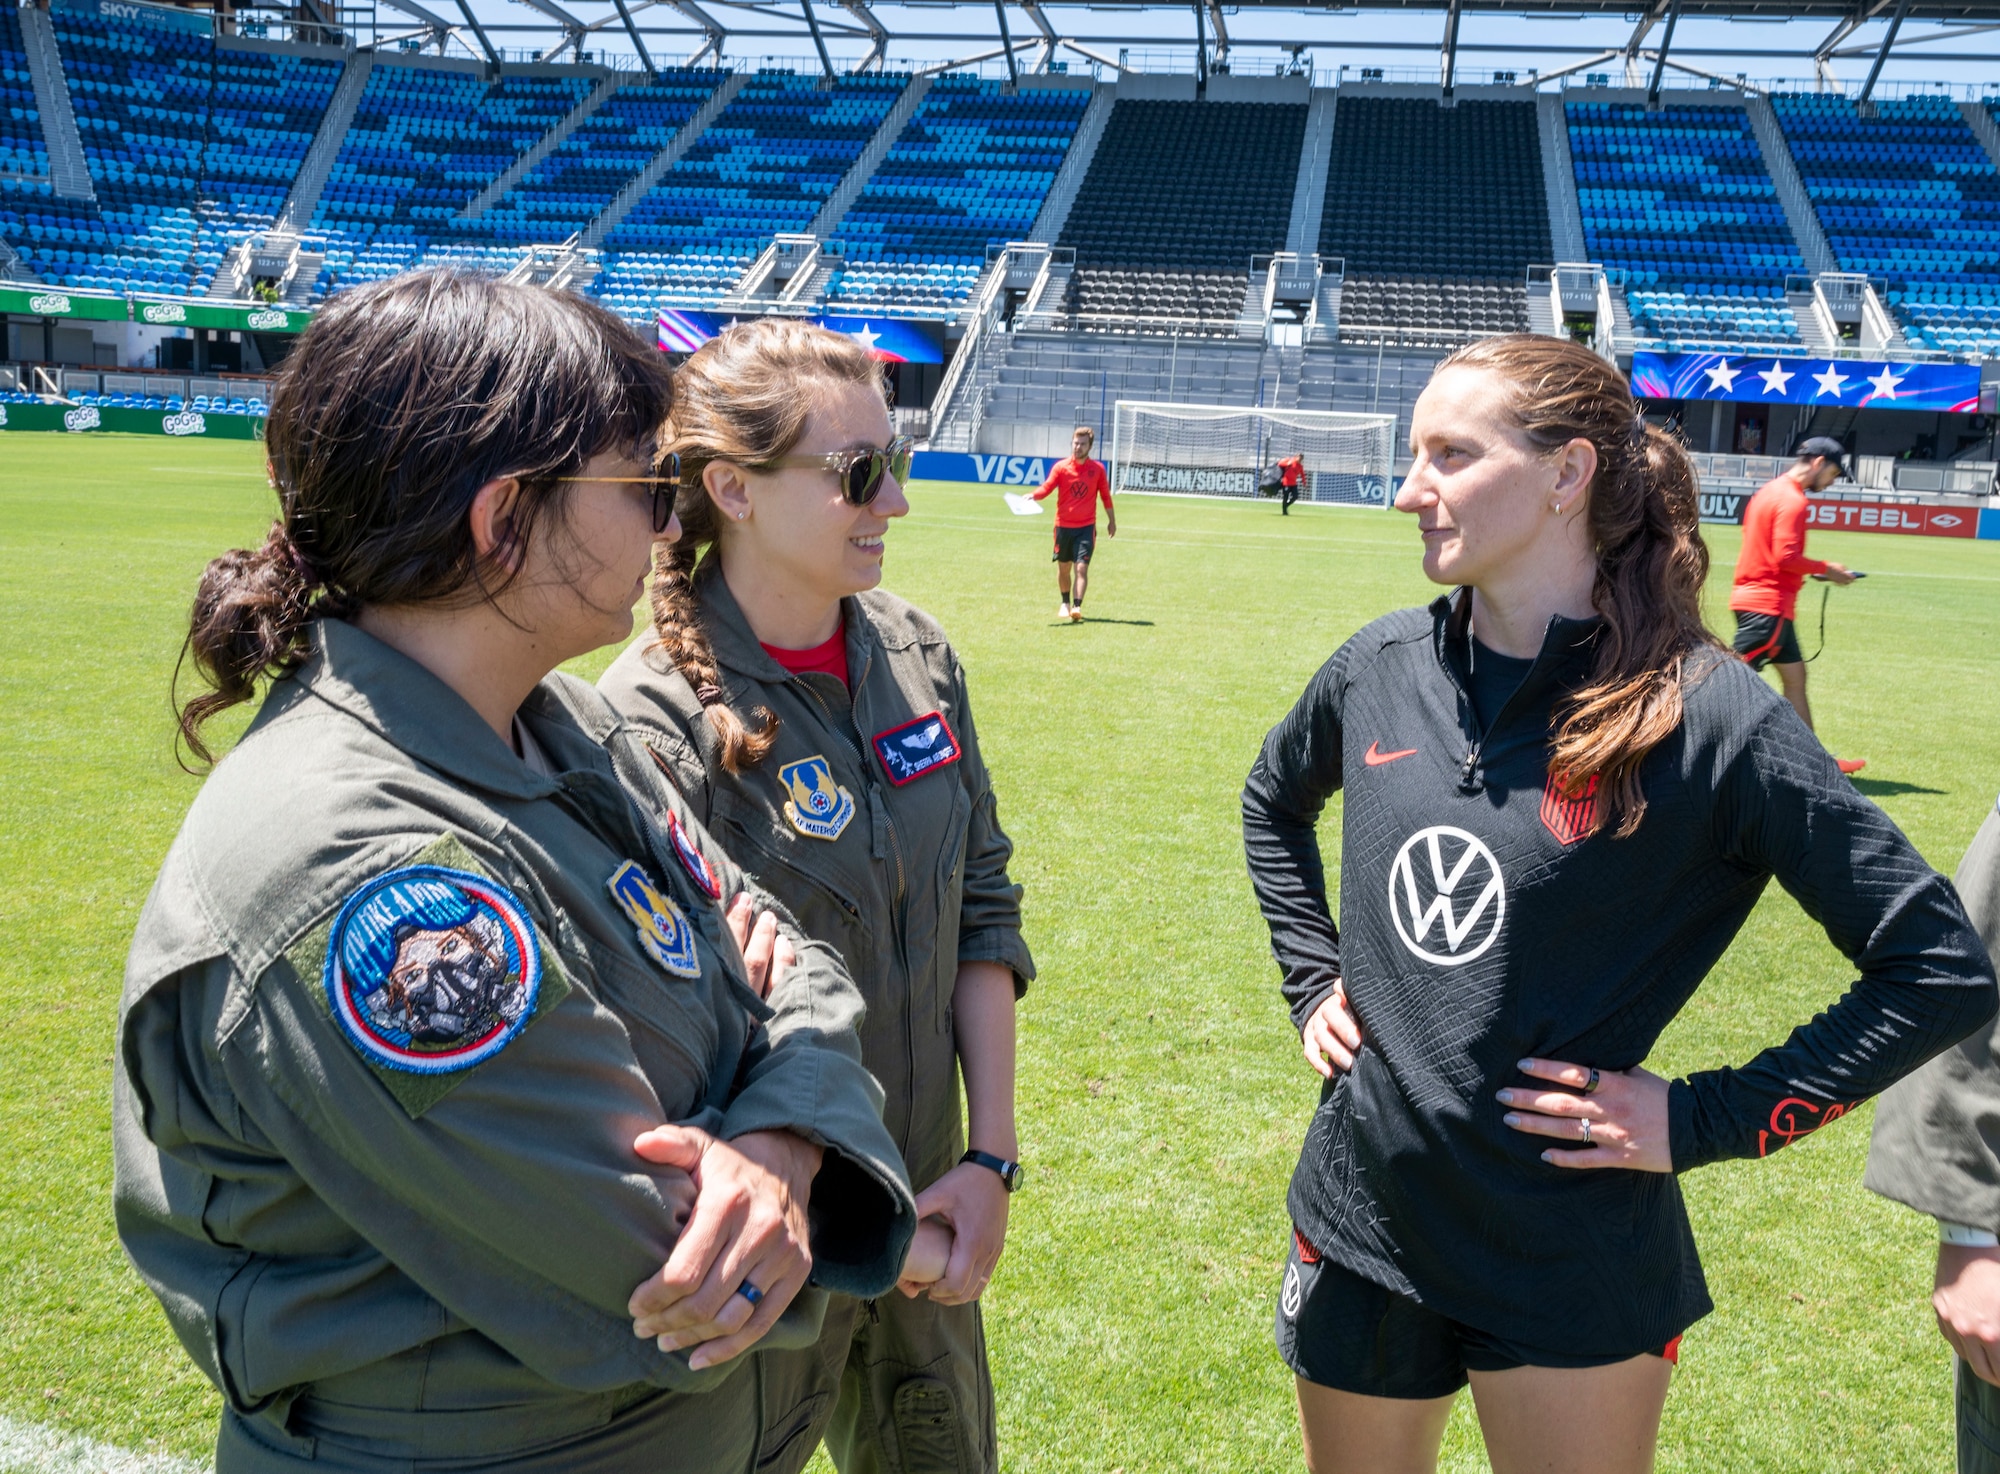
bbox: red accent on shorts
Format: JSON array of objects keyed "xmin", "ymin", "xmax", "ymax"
[
  {"xmin": 1738, "ymin": 628, "xmax": 1783, "ymax": 665},
  {"xmin": 761, "ymin": 620, "xmax": 848, "ymax": 687},
  {"xmin": 1659, "ymin": 1335, "xmax": 1682, "ymax": 1365},
  {"xmin": 1293, "ymin": 1227, "xmax": 1322, "ymax": 1264}
]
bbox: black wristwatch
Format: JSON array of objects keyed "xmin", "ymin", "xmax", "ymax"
[{"xmin": 961, "ymin": 1149, "xmax": 1025, "ymax": 1194}]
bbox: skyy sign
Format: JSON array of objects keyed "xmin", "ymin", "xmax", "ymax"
[{"xmin": 1631, "ymin": 351, "xmax": 1981, "ymax": 413}]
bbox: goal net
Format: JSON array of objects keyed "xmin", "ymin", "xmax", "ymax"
[{"xmin": 1108, "ymin": 402, "xmax": 1399, "ymax": 506}]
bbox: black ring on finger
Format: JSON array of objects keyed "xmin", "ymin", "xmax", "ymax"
[
  {"xmin": 735, "ymin": 1280, "xmax": 763, "ymax": 1306},
  {"xmin": 1581, "ymin": 1067, "xmax": 1601, "ymax": 1095}
]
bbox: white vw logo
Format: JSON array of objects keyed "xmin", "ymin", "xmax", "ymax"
[{"xmin": 1387, "ymin": 825, "xmax": 1506, "ymax": 967}]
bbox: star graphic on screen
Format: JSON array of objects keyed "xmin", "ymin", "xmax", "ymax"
[
  {"xmin": 1756, "ymin": 361, "xmax": 1795, "ymax": 396},
  {"xmin": 1703, "ymin": 359, "xmax": 1741, "ymax": 393},
  {"xmin": 849, "ymin": 323, "xmax": 882, "ymax": 353},
  {"xmin": 1811, "ymin": 365, "xmax": 1850, "ymax": 399},
  {"xmin": 1865, "ymin": 365, "xmax": 1905, "ymax": 401}
]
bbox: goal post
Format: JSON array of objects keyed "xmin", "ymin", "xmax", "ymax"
[{"xmin": 1108, "ymin": 402, "xmax": 1399, "ymax": 507}]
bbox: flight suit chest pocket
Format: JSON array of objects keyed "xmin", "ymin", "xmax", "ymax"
[
  {"xmin": 556, "ymin": 906, "xmax": 717, "ymax": 1118},
  {"xmin": 709, "ymin": 786, "xmax": 875, "ymax": 983}
]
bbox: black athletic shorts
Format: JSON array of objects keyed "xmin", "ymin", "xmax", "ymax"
[
  {"xmin": 1276, "ymin": 1229, "xmax": 1681, "ymax": 1399},
  {"xmin": 1732, "ymin": 610, "xmax": 1803, "ymax": 669},
  {"xmin": 1053, "ymin": 524, "xmax": 1097, "ymax": 564}
]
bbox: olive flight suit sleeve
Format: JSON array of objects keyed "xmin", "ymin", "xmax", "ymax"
[
  {"xmin": 1243, "ymin": 640, "xmax": 1351, "ymax": 1031},
  {"xmin": 599, "ymin": 718, "xmax": 918, "ymax": 1298},
  {"xmin": 948, "ymin": 653, "xmax": 1036, "ymax": 993},
  {"xmin": 1669, "ymin": 702, "xmax": 1997, "ymax": 1170},
  {"xmin": 1865, "ymin": 800, "xmax": 2000, "ymax": 1226},
  {"xmin": 116, "ymin": 848, "xmax": 746, "ymax": 1405}
]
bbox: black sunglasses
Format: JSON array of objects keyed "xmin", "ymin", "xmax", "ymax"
[
  {"xmin": 763, "ymin": 435, "xmax": 915, "ymax": 507},
  {"xmin": 589, "ymin": 452, "xmax": 682, "ymax": 534}
]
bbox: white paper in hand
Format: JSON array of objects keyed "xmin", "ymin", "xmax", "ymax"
[{"xmin": 1003, "ymin": 493, "xmax": 1043, "ymax": 516}]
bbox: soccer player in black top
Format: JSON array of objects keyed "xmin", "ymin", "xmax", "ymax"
[{"xmin": 1242, "ymin": 336, "xmax": 1995, "ymax": 1474}]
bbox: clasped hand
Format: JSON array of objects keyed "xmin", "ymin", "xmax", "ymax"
[
  {"xmin": 1300, "ymin": 989, "xmax": 1673, "ymax": 1172},
  {"xmin": 623, "ymin": 894, "xmax": 818, "ymax": 1370}
]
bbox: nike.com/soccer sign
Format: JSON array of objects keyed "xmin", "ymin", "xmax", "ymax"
[{"xmin": 1388, "ymin": 826, "xmax": 1507, "ymax": 967}]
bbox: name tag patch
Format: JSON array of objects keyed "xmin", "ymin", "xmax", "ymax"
[
  {"xmin": 872, "ymin": 711, "xmax": 962, "ymax": 787},
  {"xmin": 668, "ymin": 814, "xmax": 721, "ymax": 900},
  {"xmin": 607, "ymin": 861, "xmax": 703, "ymax": 978},
  {"xmin": 778, "ymin": 754, "xmax": 855, "ymax": 841},
  {"xmin": 324, "ymin": 865, "xmax": 542, "ymax": 1075}
]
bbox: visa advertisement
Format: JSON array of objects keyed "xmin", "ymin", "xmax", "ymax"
[
  {"xmin": 657, "ymin": 310, "xmax": 943, "ymax": 363},
  {"xmin": 1631, "ymin": 351, "xmax": 1981, "ymax": 413}
]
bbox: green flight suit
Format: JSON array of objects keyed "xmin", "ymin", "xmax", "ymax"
[
  {"xmin": 598, "ymin": 563, "xmax": 1034, "ymax": 1474},
  {"xmin": 114, "ymin": 618, "xmax": 915, "ymax": 1472}
]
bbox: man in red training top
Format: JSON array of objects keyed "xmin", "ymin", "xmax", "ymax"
[
  {"xmin": 1279, "ymin": 454, "xmax": 1307, "ymax": 516},
  {"xmin": 1033, "ymin": 425, "xmax": 1116, "ymax": 623},
  {"xmin": 1730, "ymin": 435, "xmax": 1862, "ymax": 772}
]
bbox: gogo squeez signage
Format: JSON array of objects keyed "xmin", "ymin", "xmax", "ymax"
[
  {"xmin": 0, "ymin": 285, "xmax": 309, "ymax": 333},
  {"xmin": 0, "ymin": 401, "xmax": 262, "ymax": 439}
]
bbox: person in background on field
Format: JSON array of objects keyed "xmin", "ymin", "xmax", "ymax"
[
  {"xmin": 1280, "ymin": 453, "xmax": 1307, "ymax": 516},
  {"xmin": 113, "ymin": 273, "xmax": 919, "ymax": 1472},
  {"xmin": 599, "ymin": 318, "xmax": 1033, "ymax": 1474},
  {"xmin": 1032, "ymin": 425, "xmax": 1115, "ymax": 622},
  {"xmin": 1728, "ymin": 435, "xmax": 1863, "ymax": 773},
  {"xmin": 1243, "ymin": 336, "xmax": 1993, "ymax": 1474},
  {"xmin": 1867, "ymin": 794, "xmax": 2000, "ymax": 1474}
]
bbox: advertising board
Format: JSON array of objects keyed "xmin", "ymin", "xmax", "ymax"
[{"xmin": 1632, "ymin": 351, "xmax": 1980, "ymax": 413}]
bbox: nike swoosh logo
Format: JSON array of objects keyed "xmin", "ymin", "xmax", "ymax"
[{"xmin": 1364, "ymin": 742, "xmax": 1418, "ymax": 766}]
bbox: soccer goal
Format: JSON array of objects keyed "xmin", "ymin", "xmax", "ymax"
[{"xmin": 1108, "ymin": 402, "xmax": 1400, "ymax": 507}]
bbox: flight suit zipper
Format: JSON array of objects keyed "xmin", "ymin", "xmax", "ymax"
[{"xmin": 797, "ymin": 674, "xmax": 921, "ymax": 1162}]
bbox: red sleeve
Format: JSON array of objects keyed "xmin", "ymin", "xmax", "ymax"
[
  {"xmin": 1095, "ymin": 462, "xmax": 1113, "ymax": 511},
  {"xmin": 1772, "ymin": 494, "xmax": 1829, "ymax": 576},
  {"xmin": 1032, "ymin": 464, "xmax": 1060, "ymax": 501}
]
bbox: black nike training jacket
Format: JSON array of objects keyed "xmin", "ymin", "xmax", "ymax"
[{"xmin": 1243, "ymin": 591, "xmax": 1996, "ymax": 1356}]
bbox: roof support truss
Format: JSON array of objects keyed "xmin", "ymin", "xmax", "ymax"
[
  {"xmin": 1859, "ymin": 0, "xmax": 1911, "ymax": 101},
  {"xmin": 1019, "ymin": 0, "xmax": 1058, "ymax": 72},
  {"xmin": 1439, "ymin": 0, "xmax": 1463, "ymax": 96},
  {"xmin": 839, "ymin": 0, "xmax": 889, "ymax": 70},
  {"xmin": 449, "ymin": 0, "xmax": 503, "ymax": 65},
  {"xmin": 799, "ymin": 0, "xmax": 835, "ymax": 77},
  {"xmin": 1646, "ymin": 0, "xmax": 1684, "ymax": 103},
  {"xmin": 996, "ymin": 0, "xmax": 1019, "ymax": 84}
]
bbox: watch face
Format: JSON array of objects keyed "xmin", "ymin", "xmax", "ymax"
[{"xmin": 1006, "ymin": 1162, "xmax": 1025, "ymax": 1194}]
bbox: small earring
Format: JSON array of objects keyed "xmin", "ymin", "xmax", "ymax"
[
  {"xmin": 1549, "ymin": 501, "xmax": 1562, "ymax": 514},
  {"xmin": 736, "ymin": 511, "xmax": 746, "ymax": 521}
]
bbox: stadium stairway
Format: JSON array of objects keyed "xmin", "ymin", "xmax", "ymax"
[
  {"xmin": 579, "ymin": 72, "xmax": 744, "ymax": 250},
  {"xmin": 1284, "ymin": 89, "xmax": 1337, "ymax": 256},
  {"xmin": 1963, "ymin": 101, "xmax": 2000, "ymax": 173},
  {"xmin": 1743, "ymin": 94, "xmax": 1838, "ymax": 275},
  {"xmin": 458, "ymin": 71, "xmax": 630, "ymax": 221},
  {"xmin": 806, "ymin": 74, "xmax": 931, "ymax": 236},
  {"xmin": 1026, "ymin": 82, "xmax": 1111, "ymax": 243},
  {"xmin": 1536, "ymin": 91, "xmax": 1586, "ymax": 262},
  {"xmin": 275, "ymin": 50, "xmax": 372, "ymax": 235},
  {"xmin": 17, "ymin": 5, "xmax": 91, "ymax": 203}
]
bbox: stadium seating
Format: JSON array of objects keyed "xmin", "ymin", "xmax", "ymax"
[
  {"xmin": 1320, "ymin": 97, "xmax": 1547, "ymax": 339},
  {"xmin": 1056, "ymin": 99, "xmax": 1306, "ymax": 329},
  {"xmin": 0, "ymin": 6, "xmax": 47, "ymax": 187},
  {"xmin": 311, "ymin": 66, "xmax": 593, "ymax": 294},
  {"xmin": 470, "ymin": 71, "xmax": 724, "ymax": 246},
  {"xmin": 1567, "ymin": 100, "xmax": 1805, "ymax": 347},
  {"xmin": 822, "ymin": 77, "xmax": 1093, "ymax": 309},
  {"xmin": 201, "ymin": 47, "xmax": 342, "ymax": 246},
  {"xmin": 1771, "ymin": 93, "xmax": 2000, "ymax": 354},
  {"xmin": 593, "ymin": 72, "xmax": 906, "ymax": 318}
]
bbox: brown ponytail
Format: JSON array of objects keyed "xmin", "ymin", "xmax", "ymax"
[
  {"xmin": 1436, "ymin": 335, "xmax": 1717, "ymax": 838},
  {"xmin": 650, "ymin": 317, "xmax": 886, "ymax": 773},
  {"xmin": 176, "ymin": 270, "xmax": 673, "ymax": 765}
]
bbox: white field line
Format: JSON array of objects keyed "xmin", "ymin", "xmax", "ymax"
[{"xmin": 0, "ymin": 1416, "xmax": 209, "ymax": 1474}]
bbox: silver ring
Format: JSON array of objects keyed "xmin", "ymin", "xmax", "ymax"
[
  {"xmin": 1581, "ymin": 1067, "xmax": 1601, "ymax": 1095},
  {"xmin": 735, "ymin": 1280, "xmax": 763, "ymax": 1306},
  {"xmin": 1579, "ymin": 1118, "xmax": 1593, "ymax": 1145}
]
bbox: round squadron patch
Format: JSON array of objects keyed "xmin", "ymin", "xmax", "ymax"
[
  {"xmin": 324, "ymin": 865, "xmax": 541, "ymax": 1075},
  {"xmin": 668, "ymin": 814, "xmax": 721, "ymax": 900}
]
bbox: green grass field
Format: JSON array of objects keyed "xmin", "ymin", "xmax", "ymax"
[{"xmin": 4, "ymin": 433, "xmax": 1998, "ymax": 1472}]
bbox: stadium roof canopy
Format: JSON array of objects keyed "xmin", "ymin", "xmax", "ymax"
[{"xmin": 181, "ymin": 0, "xmax": 2000, "ymax": 94}]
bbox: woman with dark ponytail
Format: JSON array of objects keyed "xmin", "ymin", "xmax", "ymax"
[
  {"xmin": 118, "ymin": 271, "xmax": 917, "ymax": 1472},
  {"xmin": 1243, "ymin": 335, "xmax": 1994, "ymax": 1472},
  {"xmin": 598, "ymin": 317, "xmax": 1032, "ymax": 1474}
]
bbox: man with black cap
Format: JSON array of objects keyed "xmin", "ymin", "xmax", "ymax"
[{"xmin": 1728, "ymin": 436, "xmax": 1864, "ymax": 773}]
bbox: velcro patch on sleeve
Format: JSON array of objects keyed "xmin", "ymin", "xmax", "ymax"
[
  {"xmin": 287, "ymin": 833, "xmax": 570, "ymax": 1118},
  {"xmin": 871, "ymin": 711, "xmax": 963, "ymax": 788}
]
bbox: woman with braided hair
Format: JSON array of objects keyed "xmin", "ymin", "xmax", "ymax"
[
  {"xmin": 1243, "ymin": 335, "xmax": 1994, "ymax": 1472},
  {"xmin": 599, "ymin": 317, "xmax": 1031, "ymax": 1474}
]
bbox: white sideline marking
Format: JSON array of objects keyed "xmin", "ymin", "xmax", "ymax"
[{"xmin": 0, "ymin": 1415, "xmax": 209, "ymax": 1474}]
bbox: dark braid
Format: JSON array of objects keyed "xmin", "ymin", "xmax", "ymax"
[{"xmin": 646, "ymin": 505, "xmax": 777, "ymax": 774}]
